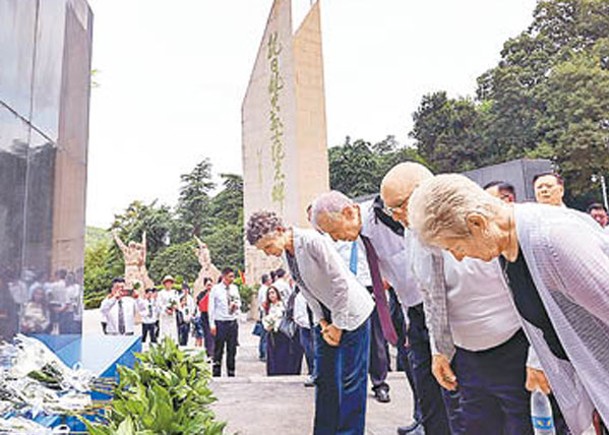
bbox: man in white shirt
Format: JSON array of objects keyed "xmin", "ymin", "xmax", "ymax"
[
  {"xmin": 334, "ymin": 238, "xmax": 391, "ymax": 403},
  {"xmin": 312, "ymin": 191, "xmax": 450, "ymax": 435},
  {"xmin": 247, "ymin": 210, "xmax": 374, "ymax": 435},
  {"xmin": 587, "ymin": 202, "xmax": 609, "ymax": 229},
  {"xmin": 272, "ymin": 268, "xmax": 292, "ymax": 301},
  {"xmin": 100, "ymin": 277, "xmax": 139, "ymax": 336},
  {"xmin": 380, "ymin": 162, "xmax": 543, "ymax": 434},
  {"xmin": 533, "ymin": 172, "xmax": 566, "ymax": 206},
  {"xmin": 140, "ymin": 287, "xmax": 159, "ymax": 344},
  {"xmin": 209, "ymin": 267, "xmax": 241, "ymax": 377}
]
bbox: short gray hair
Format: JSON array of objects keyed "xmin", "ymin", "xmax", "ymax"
[
  {"xmin": 408, "ymin": 174, "xmax": 502, "ymax": 245},
  {"xmin": 246, "ymin": 211, "xmax": 284, "ymax": 245},
  {"xmin": 311, "ymin": 191, "xmax": 353, "ymax": 227}
]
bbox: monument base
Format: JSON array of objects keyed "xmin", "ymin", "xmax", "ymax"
[{"xmin": 30, "ymin": 334, "xmax": 141, "ymax": 430}]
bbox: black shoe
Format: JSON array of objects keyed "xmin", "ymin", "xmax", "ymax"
[
  {"xmin": 397, "ymin": 422, "xmax": 420, "ymax": 434},
  {"xmin": 374, "ymin": 387, "xmax": 391, "ymax": 403},
  {"xmin": 304, "ymin": 375, "xmax": 315, "ymax": 387}
]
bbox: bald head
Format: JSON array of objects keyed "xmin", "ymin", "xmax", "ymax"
[{"xmin": 380, "ymin": 162, "xmax": 433, "ymax": 226}]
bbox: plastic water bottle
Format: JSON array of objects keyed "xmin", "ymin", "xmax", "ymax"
[{"xmin": 531, "ymin": 390, "xmax": 556, "ymax": 434}]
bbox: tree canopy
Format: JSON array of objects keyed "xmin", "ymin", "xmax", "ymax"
[{"xmin": 409, "ymin": 0, "xmax": 609, "ymax": 202}]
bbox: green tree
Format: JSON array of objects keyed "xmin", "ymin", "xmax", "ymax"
[
  {"xmin": 410, "ymin": 92, "xmax": 484, "ymax": 173},
  {"xmin": 408, "ymin": 0, "xmax": 609, "ymax": 204},
  {"xmin": 538, "ymin": 39, "xmax": 609, "ymax": 195},
  {"xmin": 204, "ymin": 223, "xmax": 244, "ymax": 271},
  {"xmin": 207, "ymin": 174, "xmax": 243, "ymax": 229},
  {"xmin": 149, "ymin": 242, "xmax": 200, "ymax": 284},
  {"xmin": 109, "ymin": 200, "xmax": 175, "ymax": 267},
  {"xmin": 176, "ymin": 159, "xmax": 215, "ymax": 239},
  {"xmin": 329, "ymin": 136, "xmax": 426, "ymax": 198},
  {"xmin": 329, "ymin": 137, "xmax": 380, "ymax": 197}
]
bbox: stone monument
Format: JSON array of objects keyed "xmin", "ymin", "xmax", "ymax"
[
  {"xmin": 463, "ymin": 158, "xmax": 553, "ymax": 202},
  {"xmin": 112, "ymin": 230, "xmax": 155, "ymax": 291},
  {"xmin": 0, "ymin": 0, "xmax": 93, "ymax": 339},
  {"xmin": 192, "ymin": 236, "xmax": 220, "ymax": 297},
  {"xmin": 242, "ymin": 0, "xmax": 330, "ymax": 282}
]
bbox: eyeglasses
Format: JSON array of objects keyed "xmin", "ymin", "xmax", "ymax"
[{"xmin": 383, "ymin": 196, "xmax": 409, "ymax": 216}]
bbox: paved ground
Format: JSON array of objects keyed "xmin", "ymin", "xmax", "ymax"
[
  {"xmin": 208, "ymin": 323, "xmax": 416, "ymax": 435},
  {"xmin": 83, "ymin": 310, "xmax": 416, "ymax": 435}
]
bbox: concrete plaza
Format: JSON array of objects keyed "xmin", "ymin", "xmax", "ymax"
[
  {"xmin": 208, "ymin": 320, "xmax": 417, "ymax": 435},
  {"xmin": 84, "ymin": 310, "xmax": 416, "ymax": 434}
]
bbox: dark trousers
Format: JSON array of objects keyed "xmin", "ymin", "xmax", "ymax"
[
  {"xmin": 452, "ymin": 329, "xmax": 533, "ymax": 435},
  {"xmin": 259, "ymin": 328, "xmax": 268, "ymax": 360},
  {"xmin": 201, "ymin": 312, "xmax": 214, "ymax": 358},
  {"xmin": 178, "ymin": 322, "xmax": 190, "ymax": 346},
  {"xmin": 406, "ymin": 303, "xmax": 453, "ymax": 435},
  {"xmin": 266, "ymin": 331, "xmax": 303, "ymax": 375},
  {"xmin": 299, "ymin": 326, "xmax": 316, "ymax": 377},
  {"xmin": 213, "ymin": 320, "xmax": 238, "ymax": 377},
  {"xmin": 389, "ymin": 289, "xmax": 423, "ymax": 425},
  {"xmin": 313, "ymin": 318, "xmax": 370, "ymax": 435},
  {"xmin": 142, "ymin": 322, "xmax": 157, "ymax": 344},
  {"xmin": 368, "ymin": 301, "xmax": 389, "ymax": 391}
]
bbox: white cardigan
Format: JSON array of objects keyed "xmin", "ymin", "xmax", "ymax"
[
  {"xmin": 516, "ymin": 202, "xmax": 609, "ymax": 433},
  {"xmin": 284, "ymin": 228, "xmax": 374, "ymax": 331}
]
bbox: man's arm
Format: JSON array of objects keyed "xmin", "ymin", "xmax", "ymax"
[
  {"xmin": 100, "ymin": 295, "xmax": 117, "ymax": 315},
  {"xmin": 208, "ymin": 287, "xmax": 217, "ymax": 330},
  {"xmin": 112, "ymin": 231, "xmax": 128, "ymax": 254},
  {"xmin": 412, "ymin": 246, "xmax": 458, "ymax": 390}
]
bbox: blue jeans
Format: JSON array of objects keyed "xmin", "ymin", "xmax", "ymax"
[
  {"xmin": 258, "ymin": 328, "xmax": 268, "ymax": 360},
  {"xmin": 313, "ymin": 319, "xmax": 370, "ymax": 435}
]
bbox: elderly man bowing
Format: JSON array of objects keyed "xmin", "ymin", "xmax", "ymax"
[
  {"xmin": 246, "ymin": 211, "xmax": 373, "ymax": 435},
  {"xmin": 311, "ymin": 190, "xmax": 451, "ymax": 435},
  {"xmin": 380, "ymin": 162, "xmax": 550, "ymax": 435},
  {"xmin": 408, "ymin": 173, "xmax": 609, "ymax": 433}
]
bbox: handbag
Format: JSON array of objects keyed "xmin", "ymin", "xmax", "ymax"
[
  {"xmin": 278, "ymin": 291, "xmax": 298, "ymax": 339},
  {"xmin": 252, "ymin": 321, "xmax": 264, "ymax": 337}
]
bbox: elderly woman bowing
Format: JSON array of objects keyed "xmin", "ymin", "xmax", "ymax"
[
  {"xmin": 246, "ymin": 210, "xmax": 374, "ymax": 435},
  {"xmin": 408, "ymin": 173, "xmax": 609, "ymax": 433}
]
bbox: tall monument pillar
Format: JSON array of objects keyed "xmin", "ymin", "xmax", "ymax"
[{"xmin": 242, "ymin": 0, "xmax": 329, "ymax": 282}]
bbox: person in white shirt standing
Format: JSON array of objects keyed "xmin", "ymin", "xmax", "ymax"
[
  {"xmin": 247, "ymin": 210, "xmax": 374, "ymax": 435},
  {"xmin": 100, "ymin": 277, "xmax": 139, "ymax": 336},
  {"xmin": 157, "ymin": 275, "xmax": 179, "ymax": 342},
  {"xmin": 272, "ymin": 268, "xmax": 291, "ymax": 301},
  {"xmin": 140, "ymin": 288, "xmax": 159, "ymax": 345},
  {"xmin": 177, "ymin": 283, "xmax": 197, "ymax": 346},
  {"xmin": 209, "ymin": 268, "xmax": 241, "ymax": 377}
]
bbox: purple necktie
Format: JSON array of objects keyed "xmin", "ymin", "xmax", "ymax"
[{"xmin": 360, "ymin": 235, "xmax": 398, "ymax": 346}]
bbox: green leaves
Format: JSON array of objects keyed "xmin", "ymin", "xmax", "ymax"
[
  {"xmin": 85, "ymin": 338, "xmax": 225, "ymax": 434},
  {"xmin": 410, "ymin": 0, "xmax": 609, "ymax": 205},
  {"xmin": 328, "ymin": 136, "xmax": 425, "ymax": 198}
]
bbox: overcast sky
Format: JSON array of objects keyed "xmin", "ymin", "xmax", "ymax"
[{"xmin": 86, "ymin": 0, "xmax": 537, "ymax": 228}]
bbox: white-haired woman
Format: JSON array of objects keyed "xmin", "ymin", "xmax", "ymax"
[
  {"xmin": 246, "ymin": 210, "xmax": 373, "ymax": 435},
  {"xmin": 408, "ymin": 173, "xmax": 609, "ymax": 433}
]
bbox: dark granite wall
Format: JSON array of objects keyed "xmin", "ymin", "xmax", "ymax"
[{"xmin": 0, "ymin": 0, "xmax": 93, "ymax": 339}]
